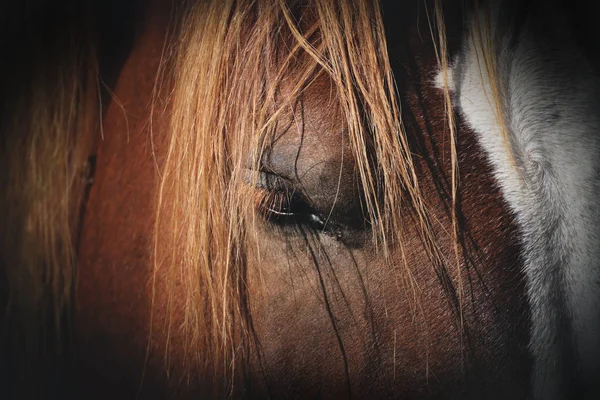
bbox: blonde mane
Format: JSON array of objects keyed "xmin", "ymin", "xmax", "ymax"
[{"xmin": 154, "ymin": 0, "xmax": 465, "ymax": 388}]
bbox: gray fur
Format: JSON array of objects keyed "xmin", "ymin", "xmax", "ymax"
[{"xmin": 437, "ymin": 3, "xmax": 600, "ymax": 398}]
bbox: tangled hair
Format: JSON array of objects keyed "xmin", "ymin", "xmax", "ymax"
[
  {"xmin": 0, "ymin": 0, "xmax": 503, "ymax": 396},
  {"xmin": 154, "ymin": 0, "xmax": 470, "ymax": 389}
]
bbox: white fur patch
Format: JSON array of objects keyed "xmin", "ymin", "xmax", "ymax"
[
  {"xmin": 442, "ymin": 5, "xmax": 600, "ymax": 399},
  {"xmin": 433, "ymin": 67, "xmax": 455, "ymax": 92}
]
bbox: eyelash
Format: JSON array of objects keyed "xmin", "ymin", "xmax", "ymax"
[{"xmin": 254, "ymin": 187, "xmax": 327, "ymax": 232}]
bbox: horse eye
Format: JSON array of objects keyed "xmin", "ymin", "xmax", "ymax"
[{"xmin": 256, "ymin": 188, "xmax": 327, "ymax": 232}]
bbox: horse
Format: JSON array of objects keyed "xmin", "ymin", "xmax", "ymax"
[{"xmin": 1, "ymin": 0, "xmax": 599, "ymax": 398}]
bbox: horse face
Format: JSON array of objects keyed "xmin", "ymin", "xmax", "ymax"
[
  {"xmin": 238, "ymin": 27, "xmax": 531, "ymax": 400},
  {"xmin": 74, "ymin": 1, "xmax": 534, "ymax": 399}
]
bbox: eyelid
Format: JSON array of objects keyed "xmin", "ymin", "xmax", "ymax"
[
  {"xmin": 249, "ymin": 172, "xmax": 326, "ymax": 227},
  {"xmin": 244, "ymin": 168, "xmax": 343, "ymax": 237},
  {"xmin": 242, "ymin": 168, "xmax": 292, "ymax": 190},
  {"xmin": 255, "ymin": 186, "xmax": 312, "ymax": 219}
]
